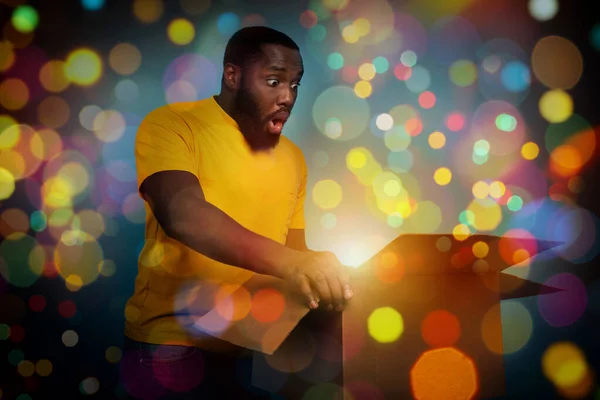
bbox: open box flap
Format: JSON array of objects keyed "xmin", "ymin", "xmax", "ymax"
[{"xmin": 355, "ymin": 233, "xmax": 562, "ymax": 277}]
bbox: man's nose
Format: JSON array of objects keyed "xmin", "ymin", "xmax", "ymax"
[{"xmin": 277, "ymin": 87, "xmax": 295, "ymax": 108}]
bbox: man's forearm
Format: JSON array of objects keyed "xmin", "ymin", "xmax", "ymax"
[{"xmin": 163, "ymin": 196, "xmax": 298, "ymax": 279}]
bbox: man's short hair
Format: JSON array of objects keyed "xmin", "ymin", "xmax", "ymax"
[{"xmin": 223, "ymin": 26, "xmax": 299, "ymax": 67}]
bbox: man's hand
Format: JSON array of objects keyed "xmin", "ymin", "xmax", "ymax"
[{"xmin": 281, "ymin": 250, "xmax": 353, "ymax": 311}]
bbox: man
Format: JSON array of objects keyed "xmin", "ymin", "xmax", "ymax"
[{"xmin": 120, "ymin": 26, "xmax": 353, "ymax": 399}]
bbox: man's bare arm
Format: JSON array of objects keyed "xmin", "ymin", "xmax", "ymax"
[
  {"xmin": 140, "ymin": 170, "xmax": 298, "ymax": 279},
  {"xmin": 285, "ymin": 228, "xmax": 309, "ymax": 252},
  {"xmin": 141, "ymin": 170, "xmax": 353, "ymax": 310}
]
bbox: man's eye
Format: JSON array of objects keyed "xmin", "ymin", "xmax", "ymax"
[
  {"xmin": 291, "ymin": 83, "xmax": 301, "ymax": 90},
  {"xmin": 267, "ymin": 79, "xmax": 279, "ymax": 87}
]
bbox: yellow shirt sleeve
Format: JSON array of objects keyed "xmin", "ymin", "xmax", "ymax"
[
  {"xmin": 135, "ymin": 105, "xmax": 198, "ymax": 194},
  {"xmin": 289, "ymin": 149, "xmax": 307, "ymax": 230}
]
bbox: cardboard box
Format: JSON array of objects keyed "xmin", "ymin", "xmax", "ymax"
[{"xmin": 195, "ymin": 234, "xmax": 561, "ymax": 399}]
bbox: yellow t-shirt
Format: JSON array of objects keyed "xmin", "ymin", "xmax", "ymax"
[{"xmin": 124, "ymin": 96, "xmax": 307, "ymax": 351}]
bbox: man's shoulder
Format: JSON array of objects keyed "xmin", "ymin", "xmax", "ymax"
[{"xmin": 143, "ymin": 98, "xmax": 214, "ymax": 124}]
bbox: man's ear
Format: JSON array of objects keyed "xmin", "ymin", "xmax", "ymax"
[{"xmin": 222, "ymin": 63, "xmax": 241, "ymax": 90}]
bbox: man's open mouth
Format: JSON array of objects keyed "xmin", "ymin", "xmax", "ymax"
[{"xmin": 267, "ymin": 112, "xmax": 289, "ymax": 134}]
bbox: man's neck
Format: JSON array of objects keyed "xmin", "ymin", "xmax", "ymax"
[{"xmin": 213, "ymin": 93, "xmax": 234, "ymax": 117}]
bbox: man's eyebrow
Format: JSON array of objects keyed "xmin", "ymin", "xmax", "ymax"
[{"xmin": 266, "ymin": 65, "xmax": 304, "ymax": 78}]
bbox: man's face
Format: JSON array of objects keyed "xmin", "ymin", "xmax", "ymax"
[{"xmin": 233, "ymin": 44, "xmax": 303, "ymax": 150}]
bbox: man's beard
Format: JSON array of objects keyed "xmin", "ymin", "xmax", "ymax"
[{"xmin": 233, "ymin": 82, "xmax": 280, "ymax": 151}]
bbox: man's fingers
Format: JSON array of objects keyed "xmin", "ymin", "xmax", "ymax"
[
  {"xmin": 323, "ymin": 252, "xmax": 352, "ymax": 309},
  {"xmin": 339, "ymin": 266, "xmax": 353, "ymax": 300},
  {"xmin": 297, "ymin": 276, "xmax": 318, "ymax": 309},
  {"xmin": 310, "ymin": 269, "xmax": 332, "ymax": 307},
  {"xmin": 325, "ymin": 271, "xmax": 344, "ymax": 311}
]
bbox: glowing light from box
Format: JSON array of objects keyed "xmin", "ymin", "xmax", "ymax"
[
  {"xmin": 368, "ymin": 307, "xmax": 404, "ymax": 343},
  {"xmin": 410, "ymin": 347, "xmax": 478, "ymax": 400}
]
